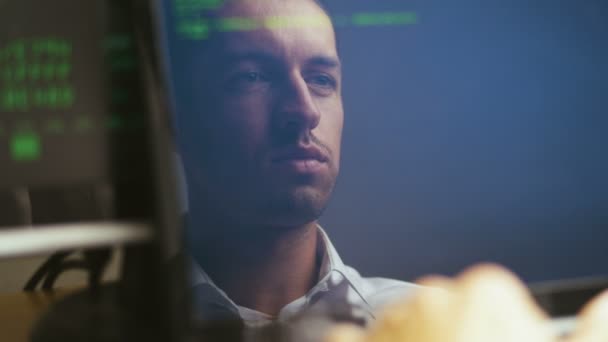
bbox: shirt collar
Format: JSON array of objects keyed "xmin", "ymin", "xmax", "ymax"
[
  {"xmin": 189, "ymin": 224, "xmax": 374, "ymax": 323},
  {"xmin": 316, "ymin": 225, "xmax": 360, "ymax": 287},
  {"xmin": 315, "ymin": 226, "xmax": 376, "ymax": 318},
  {"xmin": 190, "ymin": 224, "xmax": 343, "ymax": 285}
]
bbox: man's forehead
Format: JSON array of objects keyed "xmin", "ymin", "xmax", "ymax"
[
  {"xmin": 217, "ymin": 0, "xmax": 326, "ymax": 18},
  {"xmin": 213, "ymin": 0, "xmax": 334, "ymax": 38},
  {"xmin": 207, "ymin": 0, "xmax": 338, "ymax": 65}
]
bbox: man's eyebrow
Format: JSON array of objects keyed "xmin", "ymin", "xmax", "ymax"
[
  {"xmin": 306, "ymin": 56, "xmax": 341, "ymax": 70},
  {"xmin": 219, "ymin": 52, "xmax": 341, "ymax": 69},
  {"xmin": 220, "ymin": 51, "xmax": 280, "ymax": 66}
]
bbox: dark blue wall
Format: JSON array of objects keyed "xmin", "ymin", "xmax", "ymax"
[{"xmin": 321, "ymin": 0, "xmax": 608, "ymax": 282}]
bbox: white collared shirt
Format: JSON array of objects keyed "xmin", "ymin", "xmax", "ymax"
[{"xmin": 189, "ymin": 225, "xmax": 421, "ymax": 327}]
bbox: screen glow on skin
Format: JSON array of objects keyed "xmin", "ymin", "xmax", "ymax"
[
  {"xmin": 174, "ymin": 12, "xmax": 418, "ymax": 40},
  {"xmin": 180, "ymin": 0, "xmax": 343, "ymax": 230}
]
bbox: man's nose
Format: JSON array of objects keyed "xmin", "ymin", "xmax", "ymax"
[{"xmin": 275, "ymin": 73, "xmax": 321, "ymax": 132}]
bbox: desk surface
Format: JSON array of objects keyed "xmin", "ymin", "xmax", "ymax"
[{"xmin": 0, "ymin": 289, "xmax": 74, "ymax": 342}]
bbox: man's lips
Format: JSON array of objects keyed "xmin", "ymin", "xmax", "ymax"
[
  {"xmin": 270, "ymin": 146, "xmax": 329, "ymax": 174},
  {"xmin": 271, "ymin": 145, "xmax": 329, "ymax": 163}
]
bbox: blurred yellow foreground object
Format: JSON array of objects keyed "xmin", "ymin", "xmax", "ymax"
[
  {"xmin": 566, "ymin": 290, "xmax": 608, "ymax": 342},
  {"xmin": 325, "ymin": 264, "xmax": 608, "ymax": 342}
]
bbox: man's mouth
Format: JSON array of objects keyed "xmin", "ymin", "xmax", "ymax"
[{"xmin": 271, "ymin": 145, "xmax": 329, "ymax": 174}]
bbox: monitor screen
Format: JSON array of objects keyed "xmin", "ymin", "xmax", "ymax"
[
  {"xmin": 0, "ymin": 0, "xmax": 109, "ymax": 187},
  {"xmin": 0, "ymin": 0, "xmax": 157, "ymax": 224},
  {"xmin": 155, "ymin": 0, "xmax": 608, "ymax": 293}
]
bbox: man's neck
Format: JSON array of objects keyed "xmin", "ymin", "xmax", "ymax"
[{"xmin": 191, "ymin": 219, "xmax": 321, "ymax": 316}]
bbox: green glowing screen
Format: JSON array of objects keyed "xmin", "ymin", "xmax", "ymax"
[
  {"xmin": 0, "ymin": 39, "xmax": 74, "ymax": 113},
  {"xmin": 0, "ymin": 0, "xmax": 111, "ymax": 187},
  {"xmin": 11, "ymin": 131, "xmax": 40, "ymax": 161}
]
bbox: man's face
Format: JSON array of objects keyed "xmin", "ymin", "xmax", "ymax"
[{"xmin": 182, "ymin": 0, "xmax": 343, "ymax": 228}]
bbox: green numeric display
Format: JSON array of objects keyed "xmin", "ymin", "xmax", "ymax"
[
  {"xmin": 1, "ymin": 86, "xmax": 75, "ymax": 111},
  {"xmin": 11, "ymin": 131, "xmax": 40, "ymax": 161},
  {"xmin": 0, "ymin": 38, "xmax": 75, "ymax": 111},
  {"xmin": 1, "ymin": 62, "xmax": 72, "ymax": 82}
]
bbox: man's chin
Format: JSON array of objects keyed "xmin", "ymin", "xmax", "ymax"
[{"xmin": 260, "ymin": 187, "xmax": 330, "ymax": 228}]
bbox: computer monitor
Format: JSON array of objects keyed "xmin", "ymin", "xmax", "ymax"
[
  {"xmin": 0, "ymin": 0, "xmax": 184, "ymax": 340},
  {"xmin": 0, "ymin": 0, "xmax": 161, "ymax": 227}
]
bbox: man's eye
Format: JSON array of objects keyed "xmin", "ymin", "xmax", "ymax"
[
  {"xmin": 307, "ymin": 74, "xmax": 337, "ymax": 90},
  {"xmin": 241, "ymin": 71, "xmax": 266, "ymax": 82},
  {"xmin": 226, "ymin": 71, "xmax": 270, "ymax": 91}
]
